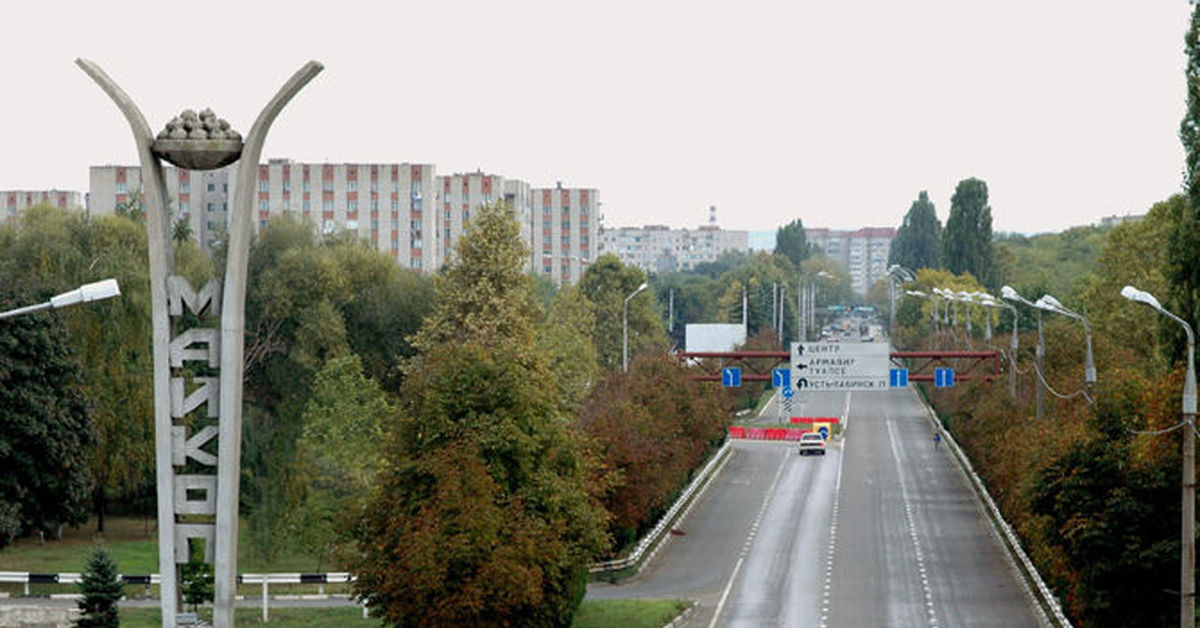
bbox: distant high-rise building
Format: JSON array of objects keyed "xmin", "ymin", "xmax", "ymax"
[
  {"xmin": 806, "ymin": 227, "xmax": 895, "ymax": 295},
  {"xmin": 3, "ymin": 189, "xmax": 84, "ymax": 222},
  {"xmin": 89, "ymin": 162, "xmax": 593, "ymax": 284},
  {"xmin": 531, "ymin": 183, "xmax": 599, "ymax": 285},
  {"xmin": 600, "ymin": 207, "xmax": 749, "ymax": 274}
]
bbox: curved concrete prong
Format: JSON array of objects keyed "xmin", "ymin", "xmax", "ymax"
[
  {"xmin": 214, "ymin": 60, "xmax": 323, "ymax": 628},
  {"xmin": 75, "ymin": 57, "xmax": 178, "ymax": 626}
]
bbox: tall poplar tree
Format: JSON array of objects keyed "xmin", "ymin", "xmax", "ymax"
[
  {"xmin": 1168, "ymin": 2, "xmax": 1200, "ymax": 346},
  {"xmin": 889, "ymin": 190, "xmax": 942, "ymax": 270},
  {"xmin": 774, "ymin": 218, "xmax": 813, "ymax": 268},
  {"xmin": 943, "ymin": 178, "xmax": 997, "ymax": 289}
]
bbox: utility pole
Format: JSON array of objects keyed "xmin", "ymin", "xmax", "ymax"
[
  {"xmin": 668, "ymin": 289, "xmax": 674, "ymax": 337},
  {"xmin": 1035, "ymin": 310, "xmax": 1044, "ymax": 421}
]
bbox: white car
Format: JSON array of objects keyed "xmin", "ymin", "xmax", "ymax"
[{"xmin": 798, "ymin": 432, "xmax": 827, "ymax": 456}]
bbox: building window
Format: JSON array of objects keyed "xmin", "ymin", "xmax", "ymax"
[
  {"xmin": 207, "ymin": 203, "xmax": 215, "ymax": 212},
  {"xmin": 303, "ymin": 200, "xmax": 311, "ymax": 211},
  {"xmin": 282, "ymin": 181, "xmax": 291, "ymax": 193},
  {"xmin": 259, "ymin": 201, "xmax": 268, "ymax": 211},
  {"xmin": 348, "ymin": 181, "xmax": 358, "ymax": 192},
  {"xmin": 303, "ymin": 181, "xmax": 311, "ymax": 192},
  {"xmin": 370, "ymin": 182, "xmax": 378, "ymax": 193},
  {"xmin": 116, "ymin": 182, "xmax": 128, "ymax": 194},
  {"xmin": 179, "ymin": 202, "xmax": 190, "ymax": 213},
  {"xmin": 413, "ymin": 198, "xmax": 422, "ymax": 211},
  {"xmin": 207, "ymin": 183, "xmax": 216, "ymax": 192},
  {"xmin": 323, "ymin": 200, "xmax": 333, "ymax": 211},
  {"xmin": 323, "ymin": 180, "xmax": 333, "ymax": 192},
  {"xmin": 370, "ymin": 199, "xmax": 379, "ymax": 211},
  {"xmin": 411, "ymin": 258, "xmax": 422, "ymax": 269},
  {"xmin": 223, "ymin": 183, "xmax": 228, "ymax": 193},
  {"xmin": 181, "ymin": 182, "xmax": 190, "ymax": 193},
  {"xmin": 259, "ymin": 180, "xmax": 269, "ymax": 193},
  {"xmin": 283, "ymin": 200, "xmax": 290, "ymax": 211},
  {"xmin": 463, "ymin": 210, "xmax": 470, "ymax": 222}
]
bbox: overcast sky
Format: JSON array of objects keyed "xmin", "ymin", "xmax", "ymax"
[{"xmin": 2, "ymin": 1, "xmax": 1192, "ymax": 234}]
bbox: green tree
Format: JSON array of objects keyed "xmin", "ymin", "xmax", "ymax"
[
  {"xmin": 286, "ymin": 355, "xmax": 391, "ymax": 569},
  {"xmin": 75, "ymin": 548, "xmax": 122, "ymax": 628},
  {"xmin": 0, "ymin": 281, "xmax": 95, "ymax": 546},
  {"xmin": 537, "ymin": 285, "xmax": 600, "ymax": 409},
  {"xmin": 353, "ymin": 202, "xmax": 608, "ymax": 626},
  {"xmin": 889, "ymin": 190, "xmax": 942, "ymax": 270},
  {"xmin": 578, "ymin": 254, "xmax": 667, "ymax": 371},
  {"xmin": 943, "ymin": 178, "xmax": 996, "ymax": 290},
  {"xmin": 180, "ymin": 558, "xmax": 214, "ymax": 613},
  {"xmin": 1081, "ymin": 196, "xmax": 1181, "ymax": 359},
  {"xmin": 774, "ymin": 218, "xmax": 813, "ymax": 268},
  {"xmin": 1169, "ymin": 2, "xmax": 1200, "ymax": 356}
]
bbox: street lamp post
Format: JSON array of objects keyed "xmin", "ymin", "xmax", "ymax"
[
  {"xmin": 0, "ymin": 279, "xmax": 122, "ymax": 320},
  {"xmin": 976, "ymin": 292, "xmax": 1018, "ymax": 398},
  {"xmin": 1003, "ymin": 286, "xmax": 1044, "ymax": 420},
  {"xmin": 1034, "ymin": 294, "xmax": 1096, "ymax": 390},
  {"xmin": 623, "ymin": 282, "xmax": 649, "ymax": 373},
  {"xmin": 1121, "ymin": 285, "xmax": 1195, "ymax": 628}
]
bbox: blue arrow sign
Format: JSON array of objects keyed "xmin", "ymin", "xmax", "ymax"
[
  {"xmin": 782, "ymin": 386, "xmax": 795, "ymax": 399},
  {"xmin": 817, "ymin": 426, "xmax": 830, "ymax": 440},
  {"xmin": 889, "ymin": 368, "xmax": 909, "ymax": 388},
  {"xmin": 772, "ymin": 368, "xmax": 791, "ymax": 389},
  {"xmin": 935, "ymin": 367, "xmax": 955, "ymax": 388},
  {"xmin": 721, "ymin": 367, "xmax": 742, "ymax": 388}
]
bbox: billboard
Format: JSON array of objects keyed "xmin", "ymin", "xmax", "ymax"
[{"xmin": 685, "ymin": 324, "xmax": 747, "ymax": 353}]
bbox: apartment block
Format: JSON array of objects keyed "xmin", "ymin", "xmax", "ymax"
[
  {"xmin": 599, "ymin": 224, "xmax": 749, "ymax": 274},
  {"xmin": 88, "ymin": 162, "xmax": 593, "ymax": 285},
  {"xmin": 805, "ymin": 227, "xmax": 895, "ymax": 295},
  {"xmin": 90, "ymin": 164, "xmax": 233, "ymax": 250},
  {"xmin": 437, "ymin": 171, "xmax": 534, "ymax": 270},
  {"xmin": 3, "ymin": 189, "xmax": 84, "ymax": 222},
  {"xmin": 531, "ymin": 183, "xmax": 598, "ymax": 285}
]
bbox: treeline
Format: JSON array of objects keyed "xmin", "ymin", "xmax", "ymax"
[
  {"xmin": 894, "ymin": 195, "xmax": 1192, "ymax": 626},
  {"xmin": 0, "ymin": 202, "xmax": 742, "ymax": 625}
]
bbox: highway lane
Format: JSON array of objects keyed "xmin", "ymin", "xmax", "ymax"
[
  {"xmin": 587, "ymin": 387, "xmax": 1046, "ymax": 627},
  {"xmin": 827, "ymin": 389, "xmax": 1043, "ymax": 627}
]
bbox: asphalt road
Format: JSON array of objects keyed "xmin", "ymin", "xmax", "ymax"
[{"xmin": 587, "ymin": 387, "xmax": 1046, "ymax": 627}]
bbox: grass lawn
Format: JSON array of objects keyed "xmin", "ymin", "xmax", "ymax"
[
  {"xmin": 117, "ymin": 599, "xmax": 686, "ymax": 627},
  {"xmin": 0, "ymin": 516, "xmax": 322, "ymax": 574},
  {"xmin": 121, "ymin": 606, "xmax": 380, "ymax": 627},
  {"xmin": 573, "ymin": 599, "xmax": 689, "ymax": 628}
]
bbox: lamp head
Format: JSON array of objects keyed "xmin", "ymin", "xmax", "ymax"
[
  {"xmin": 1000, "ymin": 285, "xmax": 1019, "ymax": 301},
  {"xmin": 1121, "ymin": 285, "xmax": 1162, "ymax": 310}
]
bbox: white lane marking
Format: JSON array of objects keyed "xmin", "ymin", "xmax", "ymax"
[
  {"xmin": 707, "ymin": 449, "xmax": 790, "ymax": 628},
  {"xmin": 709, "ymin": 557, "xmax": 745, "ymax": 628},
  {"xmin": 841, "ymin": 391, "xmax": 853, "ymax": 431},
  {"xmin": 818, "ymin": 437, "xmax": 846, "ymax": 628},
  {"xmin": 887, "ymin": 418, "xmax": 938, "ymax": 627}
]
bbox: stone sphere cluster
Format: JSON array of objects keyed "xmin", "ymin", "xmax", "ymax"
[{"xmin": 157, "ymin": 108, "xmax": 242, "ymax": 141}]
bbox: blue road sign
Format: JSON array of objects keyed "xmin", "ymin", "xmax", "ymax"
[
  {"xmin": 721, "ymin": 367, "xmax": 742, "ymax": 388},
  {"xmin": 889, "ymin": 368, "xmax": 909, "ymax": 388},
  {"xmin": 782, "ymin": 386, "xmax": 795, "ymax": 399},
  {"xmin": 772, "ymin": 368, "xmax": 791, "ymax": 388},
  {"xmin": 935, "ymin": 367, "xmax": 955, "ymax": 388},
  {"xmin": 817, "ymin": 426, "xmax": 830, "ymax": 440}
]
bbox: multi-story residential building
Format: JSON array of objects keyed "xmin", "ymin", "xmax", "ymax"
[
  {"xmin": 89, "ymin": 162, "xmax": 593, "ymax": 285},
  {"xmin": 3, "ymin": 189, "xmax": 84, "ymax": 222},
  {"xmin": 92, "ymin": 161, "xmax": 439, "ymax": 271},
  {"xmin": 805, "ymin": 227, "xmax": 895, "ymax": 295},
  {"xmin": 599, "ymin": 209, "xmax": 749, "ymax": 274},
  {"xmin": 437, "ymin": 171, "xmax": 534, "ymax": 270},
  {"xmin": 90, "ymin": 164, "xmax": 233, "ymax": 250},
  {"xmin": 531, "ymin": 183, "xmax": 599, "ymax": 285}
]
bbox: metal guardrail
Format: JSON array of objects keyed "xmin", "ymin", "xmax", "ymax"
[{"xmin": 589, "ymin": 441, "xmax": 732, "ymax": 573}]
